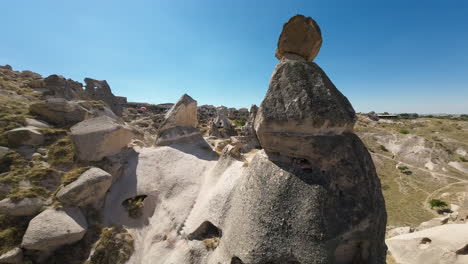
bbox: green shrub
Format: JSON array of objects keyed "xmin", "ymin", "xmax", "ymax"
[
  {"xmin": 48, "ymin": 136, "xmax": 76, "ymax": 168},
  {"xmin": 429, "ymin": 199, "xmax": 448, "ymax": 209},
  {"xmin": 399, "ymin": 129, "xmax": 410, "ymax": 134},
  {"xmin": 232, "ymin": 120, "xmax": 246, "ymax": 127},
  {"xmin": 460, "ymin": 156, "xmax": 467, "ymax": 162},
  {"xmin": 122, "ymin": 195, "xmax": 147, "ymax": 218},
  {"xmin": 87, "ymin": 226, "xmax": 134, "ymax": 264}
]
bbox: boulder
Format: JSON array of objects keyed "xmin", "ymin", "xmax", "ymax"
[
  {"xmin": 5, "ymin": 127, "xmax": 44, "ymax": 147},
  {"xmin": 275, "ymin": 14, "xmax": 322, "ymax": 62},
  {"xmin": 155, "ymin": 94, "xmax": 206, "ymax": 146},
  {"xmin": 236, "ymin": 104, "xmax": 260, "ymax": 152},
  {"xmin": 56, "ymin": 167, "xmax": 112, "ymax": 206},
  {"xmin": 387, "ymin": 224, "xmax": 468, "ymax": 264},
  {"xmin": 254, "ymin": 53, "xmax": 356, "ymax": 157},
  {"xmin": 0, "ymin": 146, "xmax": 9, "ymax": 160},
  {"xmin": 21, "ymin": 207, "xmax": 88, "ymax": 251},
  {"xmin": 211, "ymin": 106, "xmax": 236, "ymax": 137},
  {"xmin": 0, "ymin": 247, "xmax": 23, "ymax": 263},
  {"xmin": 0, "ymin": 197, "xmax": 44, "ymax": 216},
  {"xmin": 20, "ymin": 70, "xmax": 41, "ymax": 79},
  {"xmin": 29, "ymin": 98, "xmax": 90, "ymax": 126},
  {"xmin": 25, "ymin": 118, "xmax": 51, "ymax": 128},
  {"xmin": 158, "ymin": 94, "xmax": 198, "ymax": 131},
  {"xmin": 71, "ymin": 116, "xmax": 133, "ymax": 161}
]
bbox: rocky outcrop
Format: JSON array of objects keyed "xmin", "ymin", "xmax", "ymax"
[
  {"xmin": 5, "ymin": 127, "xmax": 44, "ymax": 147},
  {"xmin": 387, "ymin": 224, "xmax": 468, "ymax": 264},
  {"xmin": 235, "ymin": 104, "xmax": 260, "ymax": 152},
  {"xmin": 275, "ymin": 14, "xmax": 322, "ymax": 62},
  {"xmin": 155, "ymin": 94, "xmax": 206, "ymax": 146},
  {"xmin": 210, "ymin": 106, "xmax": 236, "ymax": 138},
  {"xmin": 71, "ymin": 116, "xmax": 133, "ymax": 161},
  {"xmin": 56, "ymin": 167, "xmax": 112, "ymax": 206},
  {"xmin": 218, "ymin": 15, "xmax": 386, "ymax": 263},
  {"xmin": 21, "ymin": 207, "xmax": 88, "ymax": 251},
  {"xmin": 84, "ymin": 78, "xmax": 123, "ymax": 116},
  {"xmin": 42, "ymin": 74, "xmax": 85, "ymax": 100},
  {"xmin": 0, "ymin": 197, "xmax": 44, "ymax": 216},
  {"xmin": 30, "ymin": 98, "xmax": 118, "ymax": 126},
  {"xmin": 227, "ymin": 107, "xmax": 249, "ymax": 121}
]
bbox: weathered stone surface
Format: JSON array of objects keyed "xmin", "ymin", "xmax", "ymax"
[
  {"xmin": 159, "ymin": 94, "xmax": 198, "ymax": 131},
  {"xmin": 43, "ymin": 74, "xmax": 85, "ymax": 100},
  {"xmin": 210, "ymin": 106, "xmax": 236, "ymax": 138},
  {"xmin": 56, "ymin": 167, "xmax": 112, "ymax": 206},
  {"xmin": 25, "ymin": 118, "xmax": 51, "ymax": 128},
  {"xmin": 71, "ymin": 116, "xmax": 133, "ymax": 161},
  {"xmin": 29, "ymin": 98, "xmax": 90, "ymax": 126},
  {"xmin": 236, "ymin": 104, "xmax": 260, "ymax": 152},
  {"xmin": 387, "ymin": 224, "xmax": 468, "ymax": 264},
  {"xmin": 21, "ymin": 207, "xmax": 88, "ymax": 251},
  {"xmin": 84, "ymin": 78, "xmax": 123, "ymax": 116},
  {"xmin": 0, "ymin": 146, "xmax": 9, "ymax": 160},
  {"xmin": 275, "ymin": 14, "xmax": 322, "ymax": 61},
  {"xmin": 415, "ymin": 216, "xmax": 449, "ymax": 231},
  {"xmin": 387, "ymin": 226, "xmax": 412, "ymax": 238},
  {"xmin": 6, "ymin": 126, "xmax": 44, "ymax": 147},
  {"xmin": 155, "ymin": 126, "xmax": 207, "ymax": 146},
  {"xmin": 254, "ymin": 55, "xmax": 356, "ymax": 157},
  {"xmin": 0, "ymin": 247, "xmax": 23, "ymax": 263},
  {"xmin": 0, "ymin": 197, "xmax": 44, "ymax": 216}
]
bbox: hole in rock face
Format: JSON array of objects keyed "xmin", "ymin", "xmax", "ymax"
[
  {"xmin": 187, "ymin": 221, "xmax": 222, "ymax": 240},
  {"xmin": 456, "ymin": 244, "xmax": 468, "ymax": 255},
  {"xmin": 231, "ymin": 257, "xmax": 244, "ymax": 264},
  {"xmin": 418, "ymin": 237, "xmax": 432, "ymax": 249},
  {"xmin": 122, "ymin": 195, "xmax": 148, "ymax": 218}
]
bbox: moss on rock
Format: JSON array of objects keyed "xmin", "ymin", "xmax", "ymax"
[{"xmin": 87, "ymin": 226, "xmax": 134, "ymax": 264}]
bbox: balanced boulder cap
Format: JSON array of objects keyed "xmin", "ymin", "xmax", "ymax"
[{"xmin": 275, "ymin": 14, "xmax": 322, "ymax": 62}]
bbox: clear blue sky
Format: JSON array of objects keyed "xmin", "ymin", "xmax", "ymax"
[{"xmin": 2, "ymin": 0, "xmax": 468, "ymax": 114}]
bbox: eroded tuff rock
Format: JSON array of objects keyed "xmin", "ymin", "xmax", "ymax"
[
  {"xmin": 71, "ymin": 116, "xmax": 133, "ymax": 161},
  {"xmin": 275, "ymin": 14, "xmax": 322, "ymax": 62},
  {"xmin": 155, "ymin": 94, "xmax": 206, "ymax": 146},
  {"xmin": 84, "ymin": 78, "xmax": 124, "ymax": 116},
  {"xmin": 42, "ymin": 74, "xmax": 85, "ymax": 100},
  {"xmin": 210, "ymin": 106, "xmax": 236, "ymax": 138},
  {"xmin": 21, "ymin": 207, "xmax": 88, "ymax": 251},
  {"xmin": 254, "ymin": 53, "xmax": 356, "ymax": 157},
  {"xmin": 219, "ymin": 15, "xmax": 387, "ymax": 263},
  {"xmin": 0, "ymin": 197, "xmax": 45, "ymax": 216},
  {"xmin": 235, "ymin": 104, "xmax": 260, "ymax": 152},
  {"xmin": 56, "ymin": 167, "xmax": 112, "ymax": 206}
]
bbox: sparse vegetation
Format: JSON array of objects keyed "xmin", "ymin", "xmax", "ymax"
[
  {"xmin": 203, "ymin": 237, "xmax": 220, "ymax": 250},
  {"xmin": 0, "ymin": 214, "xmax": 33, "ymax": 255},
  {"xmin": 122, "ymin": 195, "xmax": 147, "ymax": 218},
  {"xmin": 62, "ymin": 167, "xmax": 90, "ymax": 186},
  {"xmin": 399, "ymin": 129, "xmax": 410, "ymax": 134},
  {"xmin": 379, "ymin": 145, "xmax": 389, "ymax": 152},
  {"xmin": 232, "ymin": 119, "xmax": 246, "ymax": 127},
  {"xmin": 48, "ymin": 135, "xmax": 76, "ymax": 168},
  {"xmin": 460, "ymin": 156, "xmax": 467, "ymax": 162},
  {"xmin": 397, "ymin": 166, "xmax": 413, "ymax": 175},
  {"xmin": 87, "ymin": 226, "xmax": 134, "ymax": 264},
  {"xmin": 429, "ymin": 199, "xmax": 448, "ymax": 209}
]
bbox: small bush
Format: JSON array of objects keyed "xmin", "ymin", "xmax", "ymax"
[
  {"xmin": 203, "ymin": 237, "xmax": 220, "ymax": 250},
  {"xmin": 232, "ymin": 120, "xmax": 246, "ymax": 127},
  {"xmin": 399, "ymin": 129, "xmax": 410, "ymax": 134},
  {"xmin": 122, "ymin": 195, "xmax": 147, "ymax": 218},
  {"xmin": 460, "ymin": 156, "xmax": 467, "ymax": 162},
  {"xmin": 429, "ymin": 199, "xmax": 448, "ymax": 209},
  {"xmin": 88, "ymin": 226, "xmax": 134, "ymax": 264}
]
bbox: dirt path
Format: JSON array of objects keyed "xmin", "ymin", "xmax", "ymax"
[{"xmin": 371, "ymin": 152, "xmax": 468, "ymax": 216}]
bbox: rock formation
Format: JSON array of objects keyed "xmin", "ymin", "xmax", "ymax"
[
  {"xmin": 70, "ymin": 116, "xmax": 134, "ymax": 161},
  {"xmin": 84, "ymin": 78, "xmax": 123, "ymax": 116},
  {"xmin": 218, "ymin": 14, "xmax": 387, "ymax": 263},
  {"xmin": 233, "ymin": 104, "xmax": 260, "ymax": 152},
  {"xmin": 0, "ymin": 197, "xmax": 44, "ymax": 216},
  {"xmin": 155, "ymin": 94, "xmax": 206, "ymax": 146},
  {"xmin": 42, "ymin": 74, "xmax": 85, "ymax": 100},
  {"xmin": 210, "ymin": 106, "xmax": 237, "ymax": 138},
  {"xmin": 275, "ymin": 14, "xmax": 322, "ymax": 62}
]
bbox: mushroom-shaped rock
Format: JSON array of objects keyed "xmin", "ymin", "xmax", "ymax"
[
  {"xmin": 0, "ymin": 247, "xmax": 23, "ymax": 263},
  {"xmin": 21, "ymin": 207, "xmax": 88, "ymax": 251},
  {"xmin": 0, "ymin": 197, "xmax": 45, "ymax": 216},
  {"xmin": 275, "ymin": 14, "xmax": 322, "ymax": 62},
  {"xmin": 387, "ymin": 224, "xmax": 468, "ymax": 264},
  {"xmin": 5, "ymin": 127, "xmax": 44, "ymax": 147},
  {"xmin": 159, "ymin": 94, "xmax": 198, "ymax": 131},
  {"xmin": 71, "ymin": 116, "xmax": 133, "ymax": 161},
  {"xmin": 56, "ymin": 167, "xmax": 112, "ymax": 206},
  {"xmin": 254, "ymin": 54, "xmax": 356, "ymax": 157}
]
